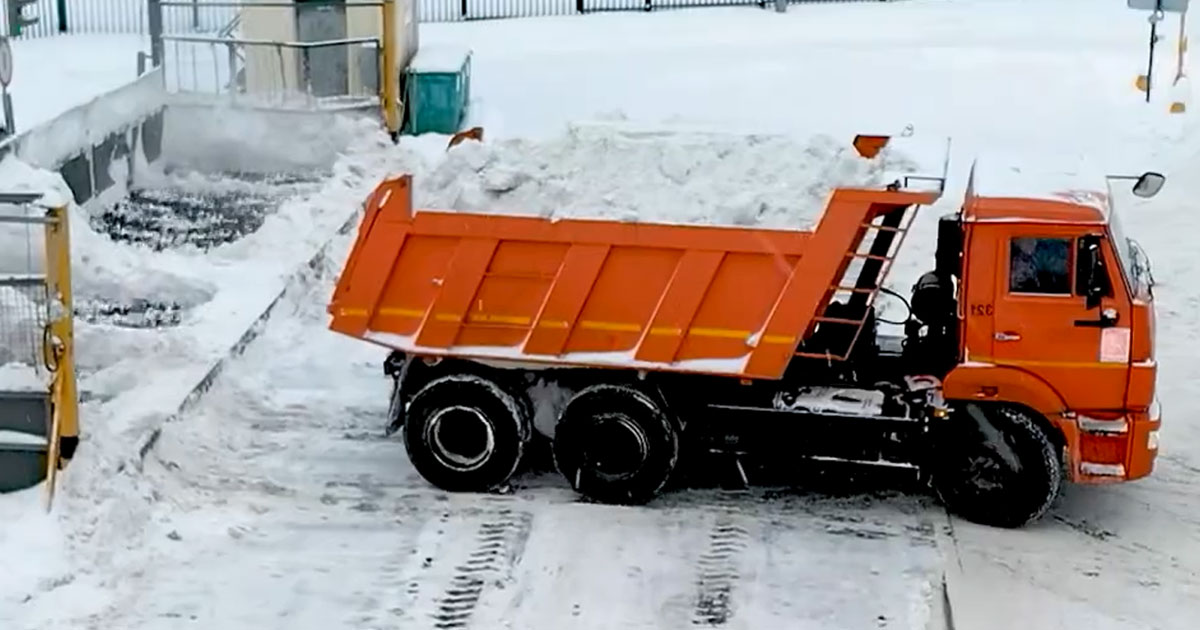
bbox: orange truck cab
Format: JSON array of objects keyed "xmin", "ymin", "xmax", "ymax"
[
  {"xmin": 941, "ymin": 159, "xmax": 1161, "ymax": 486},
  {"xmin": 327, "ymin": 136, "xmax": 1164, "ymax": 528}
]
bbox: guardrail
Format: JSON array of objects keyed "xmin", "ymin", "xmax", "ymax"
[{"xmin": 161, "ymin": 33, "xmax": 382, "ymax": 110}]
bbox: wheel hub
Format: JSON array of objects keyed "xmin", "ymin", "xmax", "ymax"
[
  {"xmin": 427, "ymin": 406, "xmax": 496, "ymax": 472},
  {"xmin": 583, "ymin": 412, "xmax": 650, "ymax": 480}
]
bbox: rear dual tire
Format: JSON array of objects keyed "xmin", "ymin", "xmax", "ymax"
[
  {"xmin": 552, "ymin": 384, "xmax": 680, "ymax": 505},
  {"xmin": 403, "ymin": 375, "xmax": 531, "ymax": 493}
]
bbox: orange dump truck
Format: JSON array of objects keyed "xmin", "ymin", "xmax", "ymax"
[{"xmin": 328, "ymin": 136, "xmax": 1164, "ymax": 528}]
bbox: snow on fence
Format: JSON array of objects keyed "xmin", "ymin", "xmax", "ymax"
[
  {"xmin": 418, "ymin": 0, "xmax": 893, "ymax": 22},
  {"xmin": 1, "ymin": 0, "xmax": 236, "ymax": 39}
]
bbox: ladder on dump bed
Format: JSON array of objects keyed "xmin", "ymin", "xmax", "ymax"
[
  {"xmin": 0, "ymin": 193, "xmax": 78, "ymax": 508},
  {"xmin": 796, "ymin": 200, "xmax": 918, "ymax": 361}
]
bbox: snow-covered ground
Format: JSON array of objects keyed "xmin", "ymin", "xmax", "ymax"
[
  {"xmin": 8, "ymin": 34, "xmax": 148, "ymax": 132},
  {"xmin": 4, "ymin": 0, "xmax": 1200, "ymax": 629}
]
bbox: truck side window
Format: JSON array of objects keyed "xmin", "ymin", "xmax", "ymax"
[
  {"xmin": 1009, "ymin": 237, "xmax": 1070, "ymax": 294},
  {"xmin": 1074, "ymin": 235, "xmax": 1113, "ymax": 298}
]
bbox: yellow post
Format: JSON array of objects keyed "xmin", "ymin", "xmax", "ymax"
[
  {"xmin": 381, "ymin": 0, "xmax": 400, "ymax": 140},
  {"xmin": 42, "ymin": 204, "xmax": 77, "ymax": 511}
]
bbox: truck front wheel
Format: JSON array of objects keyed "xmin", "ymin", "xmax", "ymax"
[
  {"xmin": 929, "ymin": 404, "xmax": 1062, "ymax": 528},
  {"xmin": 553, "ymin": 384, "xmax": 680, "ymax": 505},
  {"xmin": 403, "ymin": 374, "xmax": 531, "ymax": 493}
]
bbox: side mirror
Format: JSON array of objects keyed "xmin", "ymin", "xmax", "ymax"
[{"xmin": 1132, "ymin": 171, "xmax": 1166, "ymax": 198}]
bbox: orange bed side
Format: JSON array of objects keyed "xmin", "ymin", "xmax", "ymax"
[{"xmin": 329, "ymin": 174, "xmax": 937, "ymax": 380}]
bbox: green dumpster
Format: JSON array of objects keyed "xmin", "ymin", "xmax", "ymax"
[{"xmin": 403, "ymin": 46, "xmax": 472, "ymax": 136}]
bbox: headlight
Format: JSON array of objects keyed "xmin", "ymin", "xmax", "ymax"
[{"xmin": 1148, "ymin": 429, "xmax": 1160, "ymax": 451}]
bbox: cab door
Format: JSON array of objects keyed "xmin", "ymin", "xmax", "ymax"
[{"xmin": 989, "ymin": 227, "xmax": 1131, "ymax": 411}]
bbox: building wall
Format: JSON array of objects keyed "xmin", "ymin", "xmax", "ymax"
[
  {"xmin": 346, "ymin": 3, "xmax": 378, "ymax": 96},
  {"xmin": 242, "ymin": 0, "xmax": 417, "ymax": 100},
  {"xmin": 241, "ymin": 6, "xmax": 300, "ymax": 97}
]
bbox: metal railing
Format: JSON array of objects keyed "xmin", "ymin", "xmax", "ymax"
[
  {"xmin": 3, "ymin": 0, "xmax": 900, "ymax": 37},
  {"xmin": 161, "ymin": 33, "xmax": 382, "ymax": 109},
  {"xmin": 1, "ymin": 0, "xmax": 237, "ymax": 39},
  {"xmin": 418, "ymin": 0, "xmax": 892, "ymax": 22}
]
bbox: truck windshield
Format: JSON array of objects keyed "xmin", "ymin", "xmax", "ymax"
[{"xmin": 1107, "ymin": 207, "xmax": 1153, "ymax": 301}]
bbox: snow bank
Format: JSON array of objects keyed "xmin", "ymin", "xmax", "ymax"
[
  {"xmin": 13, "ymin": 68, "xmax": 166, "ymax": 171},
  {"xmin": 416, "ymin": 123, "xmax": 923, "ymax": 228},
  {"xmin": 8, "ymin": 34, "xmax": 149, "ymax": 135},
  {"xmin": 0, "ymin": 154, "xmax": 217, "ymax": 309},
  {"xmin": 0, "ymin": 112, "xmax": 424, "ymax": 621},
  {"xmin": 161, "ymin": 104, "xmax": 381, "ymax": 175}
]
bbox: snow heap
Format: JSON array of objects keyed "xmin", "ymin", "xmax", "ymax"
[
  {"xmin": 0, "ymin": 156, "xmax": 218, "ymax": 310},
  {"xmin": 415, "ymin": 123, "xmax": 924, "ymax": 229}
]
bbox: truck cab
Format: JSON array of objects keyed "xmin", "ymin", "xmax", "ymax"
[{"xmin": 919, "ymin": 158, "xmax": 1162, "ymax": 489}]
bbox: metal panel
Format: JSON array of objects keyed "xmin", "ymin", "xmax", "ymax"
[
  {"xmin": 0, "ymin": 443, "xmax": 47, "ymax": 493},
  {"xmin": 296, "ymin": 0, "xmax": 349, "ymax": 97},
  {"xmin": 0, "ymin": 390, "xmax": 49, "ymax": 437},
  {"xmin": 1128, "ymin": 0, "xmax": 1188, "ymax": 13}
]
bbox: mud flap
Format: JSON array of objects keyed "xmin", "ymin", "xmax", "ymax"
[{"xmin": 384, "ymin": 354, "xmax": 410, "ymax": 436}]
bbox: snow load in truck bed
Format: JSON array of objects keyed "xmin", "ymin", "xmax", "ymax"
[
  {"xmin": 415, "ymin": 123, "xmax": 943, "ymax": 229},
  {"xmin": 328, "ymin": 129, "xmax": 946, "ymax": 380}
]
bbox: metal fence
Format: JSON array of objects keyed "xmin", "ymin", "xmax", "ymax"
[
  {"xmin": 4, "ymin": 0, "xmax": 896, "ymax": 36},
  {"xmin": 418, "ymin": 0, "xmax": 890, "ymax": 22},
  {"xmin": 162, "ymin": 34, "xmax": 382, "ymax": 110},
  {"xmin": 1, "ymin": 0, "xmax": 237, "ymax": 38}
]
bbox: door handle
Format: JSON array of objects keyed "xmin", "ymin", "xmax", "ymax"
[{"xmin": 995, "ymin": 332, "xmax": 1021, "ymax": 341}]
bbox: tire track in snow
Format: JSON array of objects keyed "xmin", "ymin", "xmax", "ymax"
[
  {"xmin": 399, "ymin": 506, "xmax": 534, "ymax": 630},
  {"xmin": 691, "ymin": 513, "xmax": 751, "ymax": 626},
  {"xmin": 432, "ymin": 509, "xmax": 534, "ymax": 629},
  {"xmin": 691, "ymin": 494, "xmax": 753, "ymax": 624}
]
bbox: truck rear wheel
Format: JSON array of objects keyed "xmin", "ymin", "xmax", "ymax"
[
  {"xmin": 404, "ymin": 374, "xmax": 531, "ymax": 493},
  {"xmin": 553, "ymin": 384, "xmax": 679, "ymax": 505},
  {"xmin": 930, "ymin": 404, "xmax": 1061, "ymax": 528}
]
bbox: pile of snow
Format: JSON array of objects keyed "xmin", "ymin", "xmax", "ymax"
[
  {"xmin": 0, "ymin": 115, "xmax": 448, "ymax": 624},
  {"xmin": 0, "ymin": 156, "xmax": 218, "ymax": 310},
  {"xmin": 416, "ymin": 124, "xmax": 923, "ymax": 228}
]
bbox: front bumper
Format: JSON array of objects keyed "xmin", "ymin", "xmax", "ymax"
[{"xmin": 1062, "ymin": 398, "xmax": 1161, "ymax": 483}]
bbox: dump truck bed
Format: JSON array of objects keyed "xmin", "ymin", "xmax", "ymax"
[{"xmin": 328, "ymin": 168, "xmax": 940, "ymax": 380}]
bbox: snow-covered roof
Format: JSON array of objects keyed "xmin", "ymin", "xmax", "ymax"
[
  {"xmin": 408, "ymin": 45, "xmax": 472, "ymax": 74},
  {"xmin": 968, "ymin": 153, "xmax": 1111, "ymax": 215}
]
